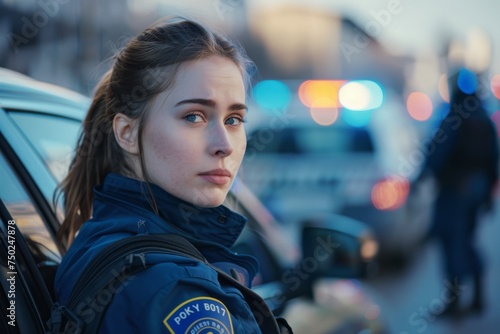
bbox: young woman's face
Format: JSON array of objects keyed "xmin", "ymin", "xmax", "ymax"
[{"xmin": 141, "ymin": 56, "xmax": 247, "ymax": 207}]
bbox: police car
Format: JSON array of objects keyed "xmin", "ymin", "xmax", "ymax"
[
  {"xmin": 0, "ymin": 68, "xmax": 384, "ymax": 333},
  {"xmin": 242, "ymin": 79, "xmax": 434, "ymax": 267}
]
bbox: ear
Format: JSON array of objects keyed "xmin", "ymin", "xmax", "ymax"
[{"xmin": 113, "ymin": 113, "xmax": 140, "ymax": 155}]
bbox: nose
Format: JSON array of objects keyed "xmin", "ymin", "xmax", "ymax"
[{"xmin": 208, "ymin": 122, "xmax": 233, "ymax": 158}]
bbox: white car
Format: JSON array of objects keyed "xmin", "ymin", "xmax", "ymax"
[{"xmin": 242, "ymin": 79, "xmax": 434, "ymax": 266}]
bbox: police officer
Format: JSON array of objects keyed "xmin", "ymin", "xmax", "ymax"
[
  {"xmin": 54, "ymin": 18, "xmax": 293, "ymax": 333},
  {"xmin": 418, "ymin": 68, "xmax": 499, "ymax": 317}
]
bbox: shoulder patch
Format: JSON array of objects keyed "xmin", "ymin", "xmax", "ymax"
[{"xmin": 163, "ymin": 296, "xmax": 234, "ymax": 334}]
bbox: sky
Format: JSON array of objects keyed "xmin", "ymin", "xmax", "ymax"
[{"xmin": 335, "ymin": 1, "xmax": 497, "ymax": 50}]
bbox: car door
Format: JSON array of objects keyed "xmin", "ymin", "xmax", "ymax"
[
  {"xmin": 0, "ymin": 147, "xmax": 57, "ymax": 333},
  {"xmin": 0, "ymin": 105, "xmax": 78, "ymax": 333}
]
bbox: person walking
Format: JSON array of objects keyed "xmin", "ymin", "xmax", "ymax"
[{"xmin": 417, "ymin": 68, "xmax": 499, "ymax": 317}]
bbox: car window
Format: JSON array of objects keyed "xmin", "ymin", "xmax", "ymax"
[
  {"xmin": 8, "ymin": 112, "xmax": 81, "ymax": 182},
  {"xmin": 297, "ymin": 127, "xmax": 374, "ymax": 153},
  {"xmin": 0, "ymin": 151, "xmax": 60, "ymax": 263},
  {"xmin": 248, "ymin": 127, "xmax": 374, "ymax": 154}
]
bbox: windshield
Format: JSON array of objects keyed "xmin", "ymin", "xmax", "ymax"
[{"xmin": 248, "ymin": 126, "xmax": 374, "ymax": 154}]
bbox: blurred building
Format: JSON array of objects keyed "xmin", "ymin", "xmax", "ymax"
[
  {"xmin": 1, "ymin": 0, "xmax": 412, "ymax": 96},
  {"xmin": 237, "ymin": 8, "xmax": 410, "ymax": 95},
  {"xmin": 1, "ymin": 0, "xmax": 150, "ymax": 93}
]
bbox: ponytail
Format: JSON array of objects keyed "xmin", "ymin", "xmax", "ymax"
[{"xmin": 55, "ymin": 70, "xmax": 114, "ymax": 251}]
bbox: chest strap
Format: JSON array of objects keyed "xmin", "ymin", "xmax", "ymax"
[{"xmin": 47, "ymin": 233, "xmax": 287, "ymax": 334}]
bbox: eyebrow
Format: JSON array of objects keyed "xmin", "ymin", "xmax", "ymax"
[{"xmin": 174, "ymin": 98, "xmax": 247, "ymax": 111}]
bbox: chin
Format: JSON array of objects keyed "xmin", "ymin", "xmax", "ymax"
[
  {"xmin": 189, "ymin": 188, "xmax": 227, "ymax": 208},
  {"xmin": 192, "ymin": 198, "xmax": 225, "ymax": 208}
]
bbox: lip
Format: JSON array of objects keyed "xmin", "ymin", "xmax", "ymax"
[{"xmin": 199, "ymin": 168, "xmax": 232, "ymax": 185}]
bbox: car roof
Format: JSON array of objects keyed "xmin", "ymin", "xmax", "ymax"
[{"xmin": 0, "ymin": 67, "xmax": 89, "ymax": 120}]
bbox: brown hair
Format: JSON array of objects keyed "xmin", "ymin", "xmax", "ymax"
[{"xmin": 55, "ymin": 17, "xmax": 253, "ymax": 251}]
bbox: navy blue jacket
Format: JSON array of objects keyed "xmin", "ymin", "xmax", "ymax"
[{"xmin": 55, "ymin": 173, "xmax": 263, "ymax": 333}]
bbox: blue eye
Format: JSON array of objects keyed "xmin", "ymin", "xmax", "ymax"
[
  {"xmin": 225, "ymin": 116, "xmax": 246, "ymax": 126},
  {"xmin": 184, "ymin": 113, "xmax": 204, "ymax": 123}
]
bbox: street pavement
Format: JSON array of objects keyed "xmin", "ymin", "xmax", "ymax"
[{"xmin": 362, "ymin": 197, "xmax": 500, "ymax": 334}]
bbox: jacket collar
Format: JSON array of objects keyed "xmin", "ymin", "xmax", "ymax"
[{"xmin": 93, "ymin": 173, "xmax": 247, "ymax": 249}]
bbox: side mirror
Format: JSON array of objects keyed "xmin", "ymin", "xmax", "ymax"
[{"xmin": 301, "ymin": 214, "xmax": 379, "ymax": 279}]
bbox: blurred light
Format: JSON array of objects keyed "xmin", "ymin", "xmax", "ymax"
[
  {"xmin": 435, "ymin": 103, "xmax": 450, "ymax": 121},
  {"xmin": 325, "ymin": 280, "xmax": 363, "ymax": 302},
  {"xmin": 371, "ymin": 177, "xmax": 410, "ymax": 210},
  {"xmin": 298, "ymin": 80, "xmax": 344, "ymax": 108},
  {"xmin": 438, "ymin": 74, "xmax": 450, "ymax": 102},
  {"xmin": 491, "ymin": 75, "xmax": 500, "ymax": 100},
  {"xmin": 360, "ymin": 237, "xmax": 378, "ymax": 261},
  {"xmin": 342, "ymin": 109, "xmax": 372, "ymax": 127},
  {"xmin": 339, "ymin": 80, "xmax": 383, "ymax": 110},
  {"xmin": 252, "ymin": 80, "xmax": 292, "ymax": 113},
  {"xmin": 309, "ymin": 107, "xmax": 339, "ymax": 126},
  {"xmin": 410, "ymin": 49, "xmax": 440, "ymax": 94},
  {"xmin": 457, "ymin": 68, "xmax": 478, "ymax": 94},
  {"xmin": 491, "ymin": 111, "xmax": 500, "ymax": 138},
  {"xmin": 465, "ymin": 29, "xmax": 491, "ymax": 73},
  {"xmin": 406, "ymin": 92, "xmax": 433, "ymax": 121},
  {"xmin": 447, "ymin": 40, "xmax": 466, "ymax": 68}
]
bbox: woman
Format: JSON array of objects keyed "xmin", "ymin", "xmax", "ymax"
[{"xmin": 54, "ymin": 18, "xmax": 292, "ymax": 333}]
